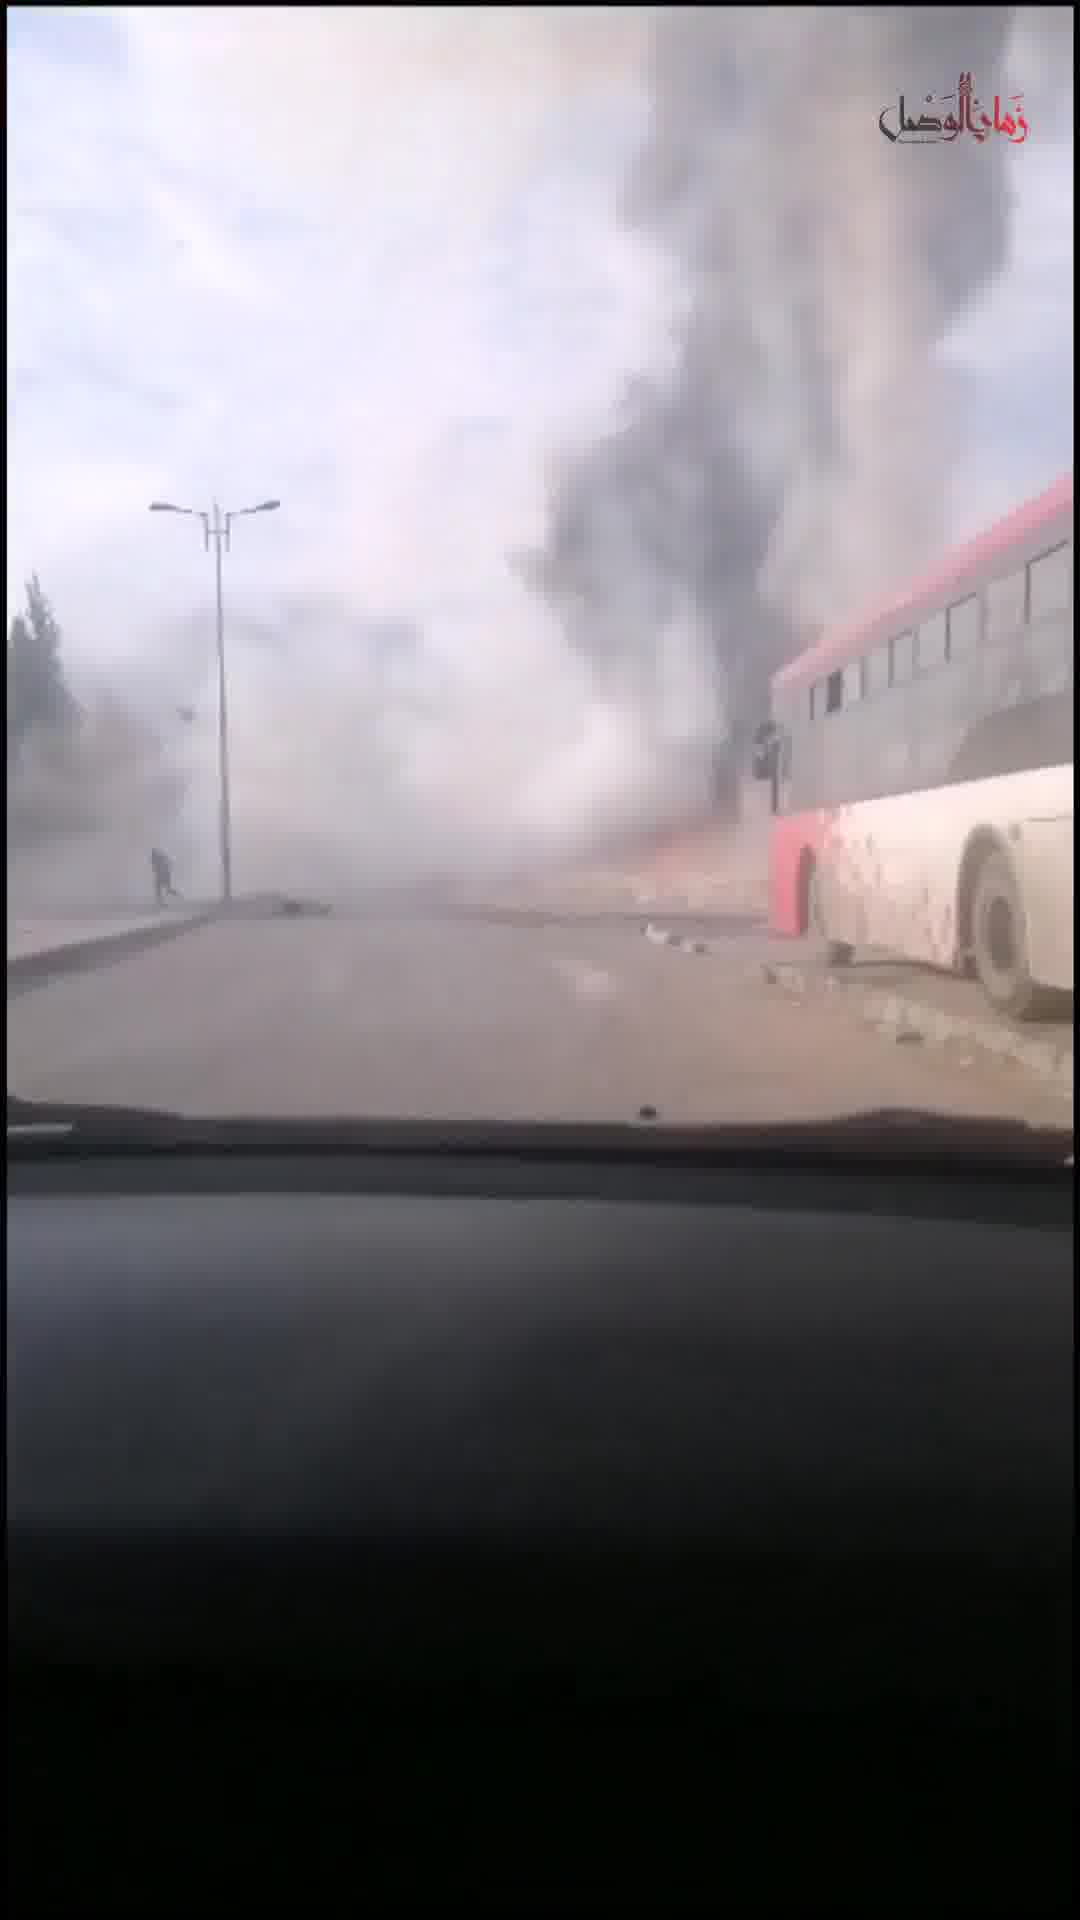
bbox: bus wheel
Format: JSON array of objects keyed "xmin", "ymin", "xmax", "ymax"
[
  {"xmin": 806, "ymin": 859, "xmax": 854, "ymax": 968},
  {"xmin": 971, "ymin": 848, "xmax": 1043, "ymax": 1020}
]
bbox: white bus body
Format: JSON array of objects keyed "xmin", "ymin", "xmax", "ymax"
[{"xmin": 817, "ymin": 761, "xmax": 1073, "ymax": 994}]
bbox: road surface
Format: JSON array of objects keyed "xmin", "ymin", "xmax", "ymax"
[{"xmin": 6, "ymin": 910, "xmax": 1072, "ymax": 1128}]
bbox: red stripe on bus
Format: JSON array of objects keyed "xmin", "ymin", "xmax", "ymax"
[
  {"xmin": 769, "ymin": 811, "xmax": 828, "ymax": 936},
  {"xmin": 773, "ymin": 472, "xmax": 1073, "ymax": 695}
]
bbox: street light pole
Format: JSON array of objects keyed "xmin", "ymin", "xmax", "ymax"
[
  {"xmin": 211, "ymin": 502, "xmax": 232, "ymax": 904},
  {"xmin": 149, "ymin": 496, "xmax": 280, "ymax": 907}
]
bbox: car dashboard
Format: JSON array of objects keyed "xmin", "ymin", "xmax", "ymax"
[{"xmin": 7, "ymin": 1130, "xmax": 1073, "ymax": 1915}]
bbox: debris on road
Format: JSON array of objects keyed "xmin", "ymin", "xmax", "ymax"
[
  {"xmin": 277, "ymin": 897, "xmax": 332, "ymax": 918},
  {"xmin": 223, "ymin": 894, "xmax": 333, "ymax": 920}
]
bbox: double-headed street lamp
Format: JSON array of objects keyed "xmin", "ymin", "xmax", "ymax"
[{"xmin": 150, "ymin": 497, "xmax": 280, "ymax": 905}]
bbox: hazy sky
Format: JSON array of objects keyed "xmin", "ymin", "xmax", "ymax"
[
  {"xmin": 6, "ymin": 8, "xmax": 1074, "ymax": 900},
  {"xmin": 8, "ymin": 9, "xmax": 1072, "ymax": 662},
  {"xmin": 7, "ymin": 8, "xmax": 675, "ymax": 676}
]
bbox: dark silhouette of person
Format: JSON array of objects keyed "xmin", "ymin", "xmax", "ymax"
[{"xmin": 151, "ymin": 848, "xmax": 180, "ymax": 907}]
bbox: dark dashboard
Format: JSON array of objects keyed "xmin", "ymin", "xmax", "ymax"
[{"xmin": 7, "ymin": 1124, "xmax": 1073, "ymax": 1915}]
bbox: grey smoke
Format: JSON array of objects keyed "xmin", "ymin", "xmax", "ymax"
[
  {"xmin": 7, "ymin": 681, "xmax": 189, "ymax": 911},
  {"xmin": 6, "ymin": 593, "xmax": 445, "ymax": 910},
  {"xmin": 523, "ymin": 6, "xmax": 1065, "ymax": 812},
  {"xmin": 8, "ymin": 9, "xmax": 1070, "ymax": 908}
]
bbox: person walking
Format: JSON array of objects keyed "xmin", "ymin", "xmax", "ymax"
[{"xmin": 151, "ymin": 847, "xmax": 181, "ymax": 908}]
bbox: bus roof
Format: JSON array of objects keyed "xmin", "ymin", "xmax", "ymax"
[{"xmin": 772, "ymin": 471, "xmax": 1073, "ymax": 695}]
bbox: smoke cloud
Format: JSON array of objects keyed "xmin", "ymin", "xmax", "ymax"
[
  {"xmin": 522, "ymin": 7, "xmax": 1069, "ymax": 808},
  {"xmin": 7, "ymin": 9, "xmax": 1072, "ymax": 909},
  {"xmin": 7, "ymin": 678, "xmax": 188, "ymax": 911},
  {"xmin": 169, "ymin": 589, "xmax": 714, "ymax": 901}
]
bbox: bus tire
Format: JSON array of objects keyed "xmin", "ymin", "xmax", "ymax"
[
  {"xmin": 805, "ymin": 857, "xmax": 854, "ymax": 968},
  {"xmin": 971, "ymin": 847, "xmax": 1046, "ymax": 1020}
]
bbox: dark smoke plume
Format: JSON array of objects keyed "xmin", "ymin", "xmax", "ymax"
[
  {"xmin": 522, "ymin": 7, "xmax": 1055, "ymax": 818},
  {"xmin": 9, "ymin": 10, "xmax": 1069, "ymax": 907}
]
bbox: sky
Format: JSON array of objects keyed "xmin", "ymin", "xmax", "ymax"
[
  {"xmin": 7, "ymin": 9, "xmax": 670, "ymax": 665},
  {"xmin": 6, "ymin": 6, "xmax": 1074, "ymax": 900}
]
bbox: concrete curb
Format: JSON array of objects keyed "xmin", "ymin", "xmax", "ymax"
[
  {"xmin": 643, "ymin": 924, "xmax": 1073, "ymax": 1099},
  {"xmin": 7, "ymin": 911, "xmax": 219, "ymax": 991},
  {"xmin": 761, "ymin": 960, "xmax": 1073, "ymax": 1098}
]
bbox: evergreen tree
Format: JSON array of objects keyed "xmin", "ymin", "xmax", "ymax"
[{"xmin": 7, "ymin": 575, "xmax": 79, "ymax": 754}]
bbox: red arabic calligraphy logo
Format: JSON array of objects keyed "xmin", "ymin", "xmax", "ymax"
[{"xmin": 879, "ymin": 72, "xmax": 1029, "ymax": 144}]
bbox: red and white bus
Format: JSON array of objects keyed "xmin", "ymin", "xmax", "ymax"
[{"xmin": 753, "ymin": 474, "xmax": 1073, "ymax": 1018}]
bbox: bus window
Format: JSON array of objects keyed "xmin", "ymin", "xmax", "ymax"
[
  {"xmin": 917, "ymin": 609, "xmax": 947, "ymax": 672},
  {"xmin": 1026, "ymin": 619, "xmax": 1071, "ymax": 699},
  {"xmin": 986, "ymin": 568, "xmax": 1026, "ymax": 640},
  {"xmin": 826, "ymin": 670, "xmax": 843, "ymax": 714},
  {"xmin": 889, "ymin": 631, "xmax": 914, "ymax": 686},
  {"xmin": 865, "ymin": 642, "xmax": 890, "ymax": 696},
  {"xmin": 1028, "ymin": 541, "xmax": 1072, "ymax": 621},
  {"xmin": 842, "ymin": 659, "xmax": 863, "ymax": 705},
  {"xmin": 947, "ymin": 595, "xmax": 979, "ymax": 660}
]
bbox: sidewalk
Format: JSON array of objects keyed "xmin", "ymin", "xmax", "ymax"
[
  {"xmin": 643, "ymin": 921, "xmax": 1073, "ymax": 1101},
  {"xmin": 7, "ymin": 906, "xmax": 215, "ymax": 986},
  {"xmin": 763, "ymin": 948, "xmax": 1073, "ymax": 1098}
]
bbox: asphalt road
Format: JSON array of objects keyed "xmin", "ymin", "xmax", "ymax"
[{"xmin": 6, "ymin": 910, "xmax": 1072, "ymax": 1128}]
